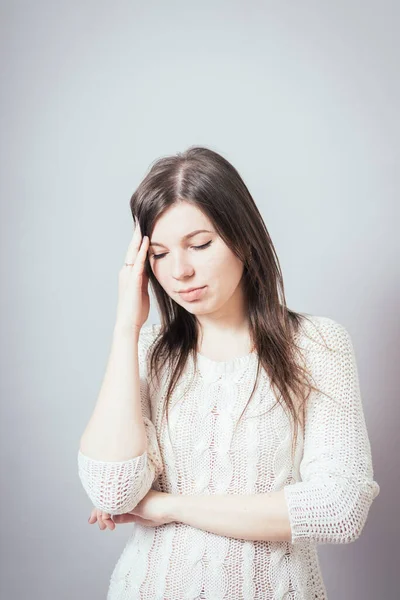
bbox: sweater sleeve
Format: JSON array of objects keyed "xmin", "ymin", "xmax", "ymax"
[
  {"xmin": 283, "ymin": 317, "xmax": 380, "ymax": 545},
  {"xmin": 77, "ymin": 324, "xmax": 163, "ymax": 515}
]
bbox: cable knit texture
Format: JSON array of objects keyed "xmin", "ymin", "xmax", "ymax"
[{"xmin": 77, "ymin": 315, "xmax": 379, "ymax": 599}]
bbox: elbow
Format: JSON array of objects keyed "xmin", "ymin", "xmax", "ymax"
[
  {"xmin": 335, "ymin": 480, "xmax": 380, "ymax": 545},
  {"xmin": 284, "ymin": 479, "xmax": 380, "ymax": 545},
  {"xmin": 333, "ymin": 510, "xmax": 368, "ymax": 545},
  {"xmin": 89, "ymin": 469, "xmax": 154, "ymax": 514},
  {"xmin": 77, "ymin": 449, "xmax": 156, "ymax": 514}
]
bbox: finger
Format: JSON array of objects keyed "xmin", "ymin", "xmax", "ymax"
[
  {"xmin": 88, "ymin": 508, "xmax": 97, "ymax": 524},
  {"xmin": 97, "ymin": 517, "xmax": 106, "ymax": 530},
  {"xmin": 97, "ymin": 511, "xmax": 108, "ymax": 530},
  {"xmin": 101, "ymin": 511, "xmax": 116, "ymax": 531},
  {"xmin": 124, "ymin": 220, "xmax": 142, "ymax": 265},
  {"xmin": 103, "ymin": 513, "xmax": 115, "ymax": 531},
  {"xmin": 132, "ymin": 236, "xmax": 150, "ymax": 276},
  {"xmin": 104, "ymin": 514, "xmax": 116, "ymax": 530},
  {"xmin": 88, "ymin": 509, "xmax": 115, "ymax": 530}
]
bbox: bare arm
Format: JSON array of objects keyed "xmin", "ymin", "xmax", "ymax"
[
  {"xmin": 77, "ymin": 219, "xmax": 163, "ymax": 514},
  {"xmin": 79, "ymin": 217, "xmax": 150, "ymax": 461},
  {"xmin": 79, "ymin": 325, "xmax": 147, "ymax": 461},
  {"xmin": 165, "ymin": 489, "xmax": 292, "ymax": 542}
]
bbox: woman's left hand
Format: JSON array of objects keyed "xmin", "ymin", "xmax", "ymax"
[{"xmin": 88, "ymin": 489, "xmax": 176, "ymax": 530}]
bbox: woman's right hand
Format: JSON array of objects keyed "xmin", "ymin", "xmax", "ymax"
[
  {"xmin": 87, "ymin": 507, "xmax": 174, "ymax": 530},
  {"xmin": 115, "ymin": 216, "xmax": 150, "ymax": 333}
]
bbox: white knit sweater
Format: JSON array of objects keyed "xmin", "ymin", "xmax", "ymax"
[{"xmin": 78, "ymin": 315, "xmax": 380, "ymax": 600}]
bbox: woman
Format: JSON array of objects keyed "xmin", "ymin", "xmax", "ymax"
[{"xmin": 78, "ymin": 146, "xmax": 380, "ymax": 599}]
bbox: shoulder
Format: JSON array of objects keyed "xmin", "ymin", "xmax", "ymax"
[
  {"xmin": 135, "ymin": 324, "xmax": 162, "ymax": 383},
  {"xmin": 296, "ymin": 314, "xmax": 355, "ymax": 356},
  {"xmin": 137, "ymin": 323, "xmax": 161, "ymax": 361},
  {"xmin": 139, "ymin": 322, "xmax": 161, "ymax": 344},
  {"xmin": 296, "ymin": 315, "xmax": 361, "ymax": 406}
]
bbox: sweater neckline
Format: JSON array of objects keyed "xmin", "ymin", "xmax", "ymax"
[{"xmin": 194, "ymin": 349, "xmax": 258, "ymax": 374}]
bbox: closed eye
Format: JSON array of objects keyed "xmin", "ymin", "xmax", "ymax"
[{"xmin": 151, "ymin": 240, "xmax": 212, "ymax": 260}]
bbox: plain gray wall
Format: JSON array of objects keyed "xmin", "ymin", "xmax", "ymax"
[{"xmin": 1, "ymin": 1, "xmax": 397, "ymax": 598}]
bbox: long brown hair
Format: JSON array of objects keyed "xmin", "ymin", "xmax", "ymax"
[{"xmin": 130, "ymin": 145, "xmax": 328, "ymax": 462}]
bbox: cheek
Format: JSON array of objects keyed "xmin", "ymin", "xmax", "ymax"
[
  {"xmin": 207, "ymin": 249, "xmax": 241, "ymax": 275},
  {"xmin": 151, "ymin": 262, "xmax": 171, "ymax": 291},
  {"xmin": 206, "ymin": 252, "xmax": 244, "ymax": 290}
]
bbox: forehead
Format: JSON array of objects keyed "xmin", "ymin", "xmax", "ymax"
[{"xmin": 151, "ymin": 202, "xmax": 213, "ymax": 241}]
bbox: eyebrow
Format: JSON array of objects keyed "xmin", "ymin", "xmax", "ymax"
[{"xmin": 149, "ymin": 229, "xmax": 214, "ymax": 248}]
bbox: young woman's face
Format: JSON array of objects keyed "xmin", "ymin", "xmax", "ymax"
[{"xmin": 148, "ymin": 201, "xmax": 245, "ymax": 316}]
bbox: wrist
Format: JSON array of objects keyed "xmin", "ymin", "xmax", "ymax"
[
  {"xmin": 164, "ymin": 493, "xmax": 181, "ymax": 522},
  {"xmin": 113, "ymin": 323, "xmax": 141, "ymax": 341}
]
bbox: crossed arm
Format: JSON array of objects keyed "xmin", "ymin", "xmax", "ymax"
[
  {"xmin": 163, "ymin": 488, "xmax": 292, "ymax": 542},
  {"xmin": 81, "ymin": 319, "xmax": 379, "ymax": 545}
]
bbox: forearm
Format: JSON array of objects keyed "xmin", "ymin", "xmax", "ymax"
[
  {"xmin": 79, "ymin": 326, "xmax": 147, "ymax": 461},
  {"xmin": 166, "ymin": 489, "xmax": 292, "ymax": 543}
]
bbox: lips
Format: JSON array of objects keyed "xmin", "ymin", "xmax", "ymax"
[
  {"xmin": 178, "ymin": 286, "xmax": 207, "ymax": 301},
  {"xmin": 178, "ymin": 286, "xmax": 202, "ymax": 293}
]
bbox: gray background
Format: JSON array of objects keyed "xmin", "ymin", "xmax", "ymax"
[{"xmin": 1, "ymin": 1, "xmax": 397, "ymax": 598}]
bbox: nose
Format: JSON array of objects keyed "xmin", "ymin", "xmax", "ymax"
[{"xmin": 171, "ymin": 253, "xmax": 195, "ymax": 281}]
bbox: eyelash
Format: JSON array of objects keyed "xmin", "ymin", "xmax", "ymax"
[{"xmin": 151, "ymin": 241, "xmax": 212, "ymax": 260}]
